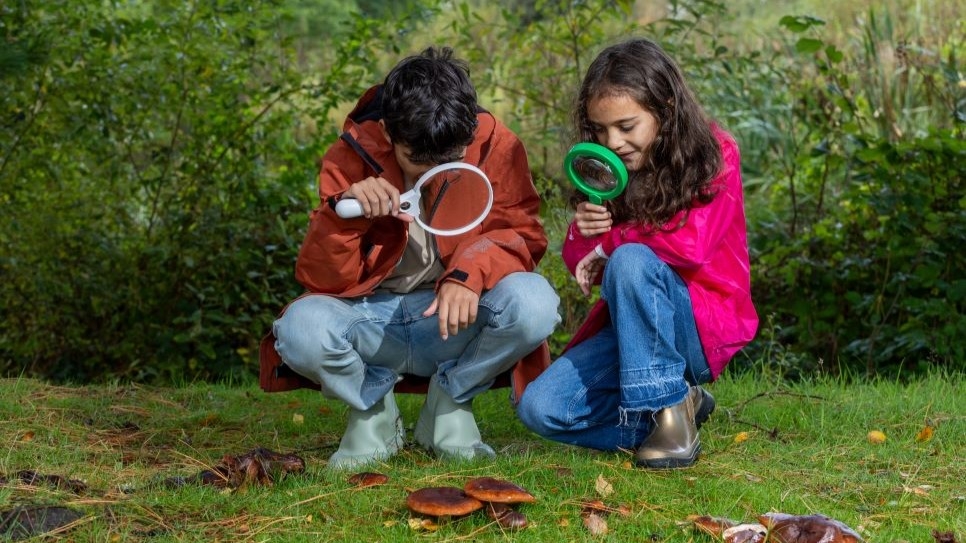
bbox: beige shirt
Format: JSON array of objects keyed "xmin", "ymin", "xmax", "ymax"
[{"xmin": 377, "ymin": 222, "xmax": 444, "ymax": 293}]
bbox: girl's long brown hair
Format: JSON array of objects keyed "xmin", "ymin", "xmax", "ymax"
[{"xmin": 572, "ymin": 38, "xmax": 722, "ymax": 230}]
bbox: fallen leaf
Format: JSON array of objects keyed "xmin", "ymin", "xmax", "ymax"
[
  {"xmin": 931, "ymin": 529, "xmax": 956, "ymax": 543},
  {"xmin": 583, "ymin": 512, "xmax": 608, "ymax": 535},
  {"xmin": 347, "ymin": 472, "xmax": 389, "ymax": 488},
  {"xmin": 867, "ymin": 430, "xmax": 887, "ymax": 444},
  {"xmin": 292, "ymin": 413, "xmax": 304, "ymax": 425},
  {"xmin": 595, "ymin": 474, "xmax": 614, "ymax": 497},
  {"xmin": 915, "ymin": 425, "xmax": 934, "ymax": 443},
  {"xmin": 904, "ymin": 485, "xmax": 934, "ymax": 496},
  {"xmin": 19, "ymin": 431, "xmax": 34, "ymax": 442},
  {"xmin": 734, "ymin": 431, "xmax": 750, "ymax": 444}
]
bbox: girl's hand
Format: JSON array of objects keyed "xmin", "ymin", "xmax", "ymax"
[
  {"xmin": 574, "ymin": 201, "xmax": 612, "ymax": 237},
  {"xmin": 575, "ymin": 249, "xmax": 606, "ymax": 296}
]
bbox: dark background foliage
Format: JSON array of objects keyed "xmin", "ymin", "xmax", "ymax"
[{"xmin": 1, "ymin": 0, "xmax": 963, "ymax": 384}]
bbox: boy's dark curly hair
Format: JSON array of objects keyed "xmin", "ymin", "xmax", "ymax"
[
  {"xmin": 573, "ymin": 38, "xmax": 722, "ymax": 230},
  {"xmin": 382, "ymin": 46, "xmax": 479, "ymax": 165}
]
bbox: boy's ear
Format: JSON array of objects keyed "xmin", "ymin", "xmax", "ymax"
[{"xmin": 378, "ymin": 120, "xmax": 392, "ymax": 144}]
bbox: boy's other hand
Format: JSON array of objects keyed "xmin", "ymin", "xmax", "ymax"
[{"xmin": 422, "ymin": 282, "xmax": 479, "ymax": 341}]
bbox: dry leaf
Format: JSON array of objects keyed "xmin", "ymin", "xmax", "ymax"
[
  {"xmin": 348, "ymin": 472, "xmax": 389, "ymax": 488},
  {"xmin": 595, "ymin": 474, "xmax": 614, "ymax": 497},
  {"xmin": 916, "ymin": 425, "xmax": 934, "ymax": 442},
  {"xmin": 18, "ymin": 431, "xmax": 34, "ymax": 442},
  {"xmin": 583, "ymin": 512, "xmax": 608, "ymax": 535},
  {"xmin": 867, "ymin": 430, "xmax": 886, "ymax": 444},
  {"xmin": 905, "ymin": 485, "xmax": 934, "ymax": 496},
  {"xmin": 407, "ymin": 518, "xmax": 438, "ymax": 531},
  {"xmin": 734, "ymin": 431, "xmax": 750, "ymax": 443},
  {"xmin": 292, "ymin": 413, "xmax": 304, "ymax": 424}
]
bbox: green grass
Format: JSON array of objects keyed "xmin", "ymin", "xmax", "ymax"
[{"xmin": 2, "ymin": 371, "xmax": 963, "ymax": 542}]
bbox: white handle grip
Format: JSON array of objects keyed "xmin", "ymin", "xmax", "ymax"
[{"xmin": 335, "ymin": 198, "xmax": 364, "ymax": 218}]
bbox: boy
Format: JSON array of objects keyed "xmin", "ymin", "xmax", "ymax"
[{"xmin": 259, "ymin": 47, "xmax": 559, "ymax": 469}]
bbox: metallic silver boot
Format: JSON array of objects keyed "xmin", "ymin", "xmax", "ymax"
[
  {"xmin": 414, "ymin": 377, "xmax": 496, "ymax": 460},
  {"xmin": 327, "ymin": 392, "xmax": 404, "ymax": 470},
  {"xmin": 635, "ymin": 386, "xmax": 716, "ymax": 469}
]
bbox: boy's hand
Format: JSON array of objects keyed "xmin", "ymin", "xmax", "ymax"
[
  {"xmin": 574, "ymin": 201, "xmax": 612, "ymax": 237},
  {"xmin": 423, "ymin": 282, "xmax": 479, "ymax": 340},
  {"xmin": 343, "ymin": 176, "xmax": 411, "ymax": 221}
]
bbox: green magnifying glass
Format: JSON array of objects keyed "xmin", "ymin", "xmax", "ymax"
[{"xmin": 564, "ymin": 142, "xmax": 629, "ymax": 205}]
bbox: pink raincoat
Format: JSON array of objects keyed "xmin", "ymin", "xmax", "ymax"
[{"xmin": 561, "ymin": 126, "xmax": 758, "ymax": 379}]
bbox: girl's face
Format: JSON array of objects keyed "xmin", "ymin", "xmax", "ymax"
[{"xmin": 586, "ymin": 93, "xmax": 659, "ymax": 172}]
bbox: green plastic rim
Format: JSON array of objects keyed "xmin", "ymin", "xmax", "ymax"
[{"xmin": 564, "ymin": 142, "xmax": 629, "ymax": 204}]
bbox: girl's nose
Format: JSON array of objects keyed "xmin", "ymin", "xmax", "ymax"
[{"xmin": 602, "ymin": 130, "xmax": 623, "ymax": 152}]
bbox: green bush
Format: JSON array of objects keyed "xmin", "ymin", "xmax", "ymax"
[{"xmin": 2, "ymin": 0, "xmax": 962, "ymax": 383}]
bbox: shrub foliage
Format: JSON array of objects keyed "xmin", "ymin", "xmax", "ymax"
[{"xmin": 1, "ymin": 0, "xmax": 962, "ymax": 382}]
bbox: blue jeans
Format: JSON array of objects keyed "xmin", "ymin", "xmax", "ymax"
[
  {"xmin": 273, "ymin": 272, "xmax": 560, "ymax": 411},
  {"xmin": 517, "ymin": 244, "xmax": 710, "ymax": 451}
]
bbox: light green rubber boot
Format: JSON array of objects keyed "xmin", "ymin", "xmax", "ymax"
[
  {"xmin": 414, "ymin": 377, "xmax": 496, "ymax": 460},
  {"xmin": 327, "ymin": 392, "xmax": 404, "ymax": 470}
]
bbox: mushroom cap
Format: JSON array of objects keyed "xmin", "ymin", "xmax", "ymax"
[
  {"xmin": 485, "ymin": 502, "xmax": 529, "ymax": 530},
  {"xmin": 406, "ymin": 487, "xmax": 483, "ymax": 517},
  {"xmin": 463, "ymin": 477, "xmax": 537, "ymax": 504},
  {"xmin": 759, "ymin": 513, "xmax": 864, "ymax": 543}
]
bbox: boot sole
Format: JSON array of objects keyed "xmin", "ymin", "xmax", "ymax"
[{"xmin": 636, "ymin": 443, "xmax": 701, "ymax": 469}]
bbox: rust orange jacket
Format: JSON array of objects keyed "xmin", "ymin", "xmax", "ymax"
[{"xmin": 260, "ymin": 85, "xmax": 551, "ymax": 402}]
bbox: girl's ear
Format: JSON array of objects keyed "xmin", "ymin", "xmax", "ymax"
[{"xmin": 379, "ymin": 120, "xmax": 392, "ymax": 144}]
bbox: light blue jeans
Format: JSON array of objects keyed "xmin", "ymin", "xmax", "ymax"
[
  {"xmin": 273, "ymin": 272, "xmax": 560, "ymax": 411},
  {"xmin": 516, "ymin": 244, "xmax": 711, "ymax": 451}
]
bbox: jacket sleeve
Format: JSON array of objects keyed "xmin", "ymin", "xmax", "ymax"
[
  {"xmin": 561, "ymin": 221, "xmax": 601, "ymax": 275},
  {"xmin": 294, "ymin": 140, "xmax": 401, "ymax": 295},
  {"xmin": 440, "ymin": 123, "xmax": 548, "ymax": 294},
  {"xmin": 598, "ymin": 132, "xmax": 743, "ymax": 270}
]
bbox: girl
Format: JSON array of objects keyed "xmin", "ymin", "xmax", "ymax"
[{"xmin": 517, "ymin": 38, "xmax": 758, "ymax": 468}]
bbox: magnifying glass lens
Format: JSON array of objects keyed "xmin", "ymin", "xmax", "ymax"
[{"xmin": 574, "ymin": 157, "xmax": 618, "ymax": 191}]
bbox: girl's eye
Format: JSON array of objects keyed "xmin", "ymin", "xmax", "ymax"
[{"xmin": 619, "ymin": 125, "xmax": 635, "ymax": 133}]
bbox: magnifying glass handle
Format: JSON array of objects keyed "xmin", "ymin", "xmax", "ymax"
[
  {"xmin": 589, "ymin": 195, "xmax": 603, "ymax": 205},
  {"xmin": 335, "ymin": 198, "xmax": 364, "ymax": 218}
]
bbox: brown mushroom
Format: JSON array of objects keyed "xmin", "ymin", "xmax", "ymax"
[
  {"xmin": 463, "ymin": 477, "xmax": 536, "ymax": 504},
  {"xmin": 406, "ymin": 487, "xmax": 483, "ymax": 518},
  {"xmin": 723, "ymin": 524, "xmax": 768, "ymax": 543},
  {"xmin": 484, "ymin": 502, "xmax": 529, "ymax": 530},
  {"xmin": 758, "ymin": 513, "xmax": 864, "ymax": 543},
  {"xmin": 463, "ymin": 477, "xmax": 535, "ymax": 530}
]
